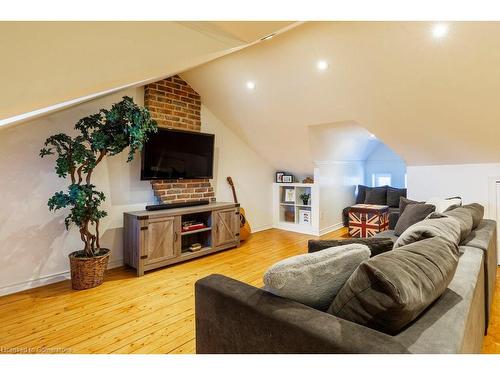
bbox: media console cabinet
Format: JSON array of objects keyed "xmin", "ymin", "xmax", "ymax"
[{"xmin": 124, "ymin": 202, "xmax": 240, "ymax": 276}]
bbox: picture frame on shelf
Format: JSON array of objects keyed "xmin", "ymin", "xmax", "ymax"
[
  {"xmin": 275, "ymin": 172, "xmax": 285, "ymax": 183},
  {"xmin": 284, "ymin": 188, "xmax": 296, "ymax": 203},
  {"xmin": 282, "ymin": 174, "xmax": 293, "ymax": 183}
]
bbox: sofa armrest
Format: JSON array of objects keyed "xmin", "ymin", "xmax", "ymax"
[
  {"xmin": 195, "ymin": 274, "xmax": 408, "ymax": 354},
  {"xmin": 388, "ymin": 212, "xmax": 400, "ymax": 230}
]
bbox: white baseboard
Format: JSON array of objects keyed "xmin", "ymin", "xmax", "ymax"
[
  {"xmin": 0, "ymin": 258, "xmax": 125, "ymax": 297},
  {"xmin": 319, "ymin": 222, "xmax": 344, "ymax": 236},
  {"xmin": 251, "ymin": 224, "xmax": 273, "ymax": 233}
]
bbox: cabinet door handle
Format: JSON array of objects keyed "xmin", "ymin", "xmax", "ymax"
[{"xmin": 174, "ymin": 232, "xmax": 179, "ymax": 242}]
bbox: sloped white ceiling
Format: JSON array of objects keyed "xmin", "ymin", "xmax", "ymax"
[
  {"xmin": 182, "ymin": 22, "xmax": 500, "ymax": 169},
  {"xmin": 0, "ymin": 21, "xmax": 296, "ymax": 126}
]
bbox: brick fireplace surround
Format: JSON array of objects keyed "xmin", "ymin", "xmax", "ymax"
[{"xmin": 144, "ymin": 75, "xmax": 215, "ymax": 204}]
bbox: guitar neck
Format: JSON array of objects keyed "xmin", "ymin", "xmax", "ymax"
[{"xmin": 230, "ymin": 185, "xmax": 239, "ymax": 204}]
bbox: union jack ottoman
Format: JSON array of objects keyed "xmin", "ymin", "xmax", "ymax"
[{"xmin": 348, "ymin": 204, "xmax": 389, "ymax": 238}]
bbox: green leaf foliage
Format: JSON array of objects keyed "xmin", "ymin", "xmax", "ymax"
[{"xmin": 40, "ymin": 96, "xmax": 158, "ymax": 255}]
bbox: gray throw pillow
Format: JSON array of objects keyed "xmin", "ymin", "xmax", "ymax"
[
  {"xmin": 355, "ymin": 185, "xmax": 369, "ymax": 204},
  {"xmin": 399, "ymin": 197, "xmax": 421, "ymax": 214},
  {"xmin": 263, "ymin": 244, "xmax": 370, "ymax": 311},
  {"xmin": 364, "ymin": 186, "xmax": 387, "ymax": 205},
  {"xmin": 393, "ymin": 203, "xmax": 436, "ymax": 236},
  {"xmin": 444, "ymin": 206, "xmax": 475, "ymax": 242},
  {"xmin": 393, "ymin": 216, "xmax": 461, "ymax": 249},
  {"xmin": 387, "ymin": 187, "xmax": 407, "ymax": 208},
  {"xmin": 461, "ymin": 203, "xmax": 484, "ymax": 229},
  {"xmin": 328, "ymin": 237, "xmax": 459, "ymax": 335}
]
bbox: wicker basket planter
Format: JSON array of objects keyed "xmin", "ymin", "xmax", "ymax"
[{"xmin": 69, "ymin": 249, "xmax": 110, "ymax": 290}]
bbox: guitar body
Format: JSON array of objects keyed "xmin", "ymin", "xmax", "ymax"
[
  {"xmin": 238, "ymin": 207, "xmax": 251, "ymax": 241},
  {"xmin": 226, "ymin": 177, "xmax": 251, "ymax": 241}
]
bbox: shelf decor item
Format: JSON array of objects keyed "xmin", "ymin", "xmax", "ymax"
[
  {"xmin": 40, "ymin": 96, "xmax": 157, "ymax": 290},
  {"xmin": 282, "ymin": 174, "xmax": 294, "ymax": 183},
  {"xmin": 276, "ymin": 172, "xmax": 285, "ymax": 183},
  {"xmin": 284, "ymin": 188, "xmax": 296, "ymax": 203},
  {"xmin": 299, "ymin": 209, "xmax": 311, "ymax": 225},
  {"xmin": 302, "ymin": 177, "xmax": 314, "ymax": 183},
  {"xmin": 284, "ymin": 207, "xmax": 295, "ymax": 222},
  {"xmin": 299, "ymin": 193, "xmax": 310, "ymax": 205}
]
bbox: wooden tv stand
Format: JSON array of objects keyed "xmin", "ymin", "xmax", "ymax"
[{"xmin": 123, "ymin": 202, "xmax": 240, "ymax": 276}]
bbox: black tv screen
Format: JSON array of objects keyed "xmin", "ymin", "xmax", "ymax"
[{"xmin": 141, "ymin": 129, "xmax": 215, "ymax": 180}]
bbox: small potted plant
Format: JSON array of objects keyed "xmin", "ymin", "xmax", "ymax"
[
  {"xmin": 299, "ymin": 193, "xmax": 310, "ymax": 205},
  {"xmin": 40, "ymin": 96, "xmax": 157, "ymax": 290}
]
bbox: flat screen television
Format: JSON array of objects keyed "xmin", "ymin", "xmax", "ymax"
[{"xmin": 141, "ymin": 128, "xmax": 215, "ymax": 180}]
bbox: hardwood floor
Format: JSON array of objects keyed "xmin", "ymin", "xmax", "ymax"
[{"xmin": 0, "ymin": 227, "xmax": 499, "ymax": 354}]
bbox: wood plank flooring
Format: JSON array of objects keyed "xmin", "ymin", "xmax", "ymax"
[{"xmin": 0, "ymin": 227, "xmax": 499, "ymax": 354}]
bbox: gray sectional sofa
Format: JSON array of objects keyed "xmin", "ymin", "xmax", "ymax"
[{"xmin": 195, "ymin": 210, "xmax": 497, "ymax": 354}]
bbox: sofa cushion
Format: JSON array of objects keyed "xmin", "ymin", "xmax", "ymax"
[
  {"xmin": 393, "ymin": 203, "xmax": 436, "ymax": 236},
  {"xmin": 387, "ymin": 187, "xmax": 407, "ymax": 208},
  {"xmin": 356, "ymin": 185, "xmax": 369, "ymax": 204},
  {"xmin": 328, "ymin": 237, "xmax": 459, "ymax": 335},
  {"xmin": 364, "ymin": 186, "xmax": 387, "ymax": 205},
  {"xmin": 444, "ymin": 206, "xmax": 475, "ymax": 242},
  {"xmin": 393, "ymin": 216, "xmax": 461, "ymax": 249},
  {"xmin": 263, "ymin": 244, "xmax": 370, "ymax": 311},
  {"xmin": 308, "ymin": 237, "xmax": 394, "ymax": 257}
]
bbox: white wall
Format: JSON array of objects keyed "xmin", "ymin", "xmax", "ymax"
[
  {"xmin": 364, "ymin": 143, "xmax": 407, "ymax": 188},
  {"xmin": 314, "ymin": 162, "xmax": 365, "ymax": 233},
  {"xmin": 0, "ymin": 87, "xmax": 156, "ymax": 296},
  {"xmin": 0, "ymin": 92, "xmax": 274, "ymax": 296},
  {"xmin": 201, "ymin": 105, "xmax": 274, "ymax": 232},
  {"xmin": 408, "ymin": 163, "xmax": 500, "ymax": 219}
]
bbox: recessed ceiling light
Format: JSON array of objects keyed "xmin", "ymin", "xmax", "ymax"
[
  {"xmin": 261, "ymin": 33, "xmax": 276, "ymax": 41},
  {"xmin": 317, "ymin": 60, "xmax": 329, "ymax": 71},
  {"xmin": 370, "ymin": 133, "xmax": 376, "ymax": 138},
  {"xmin": 432, "ymin": 23, "xmax": 448, "ymax": 39},
  {"xmin": 246, "ymin": 81, "xmax": 256, "ymax": 90}
]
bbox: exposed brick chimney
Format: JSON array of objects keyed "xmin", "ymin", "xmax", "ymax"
[{"xmin": 144, "ymin": 75, "xmax": 215, "ymax": 204}]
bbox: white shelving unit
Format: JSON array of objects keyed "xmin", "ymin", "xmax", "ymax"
[{"xmin": 272, "ymin": 183, "xmax": 320, "ymax": 235}]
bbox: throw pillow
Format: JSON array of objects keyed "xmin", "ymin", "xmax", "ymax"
[
  {"xmin": 426, "ymin": 197, "xmax": 462, "ymax": 213},
  {"xmin": 462, "ymin": 203, "xmax": 484, "ymax": 229},
  {"xmin": 444, "ymin": 204, "xmax": 482, "ymax": 241},
  {"xmin": 308, "ymin": 238, "xmax": 394, "ymax": 257},
  {"xmin": 263, "ymin": 244, "xmax": 370, "ymax": 311},
  {"xmin": 328, "ymin": 237, "xmax": 459, "ymax": 335},
  {"xmin": 393, "ymin": 203, "xmax": 436, "ymax": 236},
  {"xmin": 399, "ymin": 197, "xmax": 421, "ymax": 215},
  {"xmin": 355, "ymin": 185, "xmax": 369, "ymax": 204},
  {"xmin": 393, "ymin": 216, "xmax": 461, "ymax": 249},
  {"xmin": 364, "ymin": 186, "xmax": 388, "ymax": 205},
  {"xmin": 387, "ymin": 187, "xmax": 407, "ymax": 208}
]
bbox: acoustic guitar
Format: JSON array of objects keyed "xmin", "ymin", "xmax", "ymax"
[{"xmin": 226, "ymin": 177, "xmax": 251, "ymax": 241}]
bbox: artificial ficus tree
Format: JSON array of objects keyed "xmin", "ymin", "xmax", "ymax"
[{"xmin": 40, "ymin": 96, "xmax": 158, "ymax": 257}]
